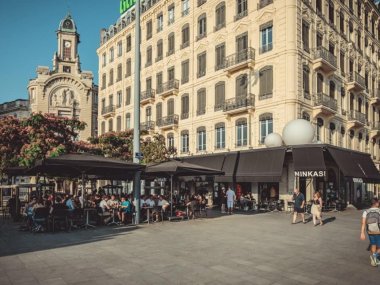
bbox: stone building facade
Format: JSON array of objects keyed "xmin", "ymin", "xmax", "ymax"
[
  {"xmin": 28, "ymin": 14, "xmax": 98, "ymax": 140},
  {"xmin": 0, "ymin": 99, "xmax": 29, "ymax": 119}
]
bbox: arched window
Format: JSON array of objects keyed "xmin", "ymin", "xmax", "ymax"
[
  {"xmin": 146, "ymin": 106, "xmax": 152, "ymax": 122},
  {"xmin": 358, "ymin": 97, "xmax": 363, "ymax": 112},
  {"xmin": 167, "ymin": 98, "xmax": 175, "ymax": 116},
  {"xmin": 168, "ymin": 33, "xmax": 175, "ymax": 55},
  {"xmin": 146, "ymin": 45, "xmax": 152, "ymax": 66},
  {"xmin": 181, "ymin": 94, "xmax": 189, "ymax": 119},
  {"xmin": 197, "ymin": 14, "xmax": 207, "ymax": 39},
  {"xmin": 116, "ymin": 116, "xmax": 121, "ymax": 131},
  {"xmin": 329, "ymin": 81, "xmax": 336, "ymax": 98},
  {"xmin": 303, "ymin": 65, "xmax": 310, "ymax": 98},
  {"xmin": 101, "ymin": 121, "xmax": 106, "ymax": 134},
  {"xmin": 259, "ymin": 66, "xmax": 273, "ymax": 99},
  {"xmin": 215, "ymin": 2, "xmax": 226, "ymax": 30},
  {"xmin": 328, "ymin": 122, "xmax": 335, "ymax": 144},
  {"xmin": 102, "ymin": 73, "xmax": 106, "ymax": 89},
  {"xmin": 181, "ymin": 24, "xmax": 190, "ymax": 48},
  {"xmin": 109, "ymin": 69, "xmax": 114, "ymax": 85},
  {"xmin": 125, "ymin": 113, "xmax": 131, "ymax": 129},
  {"xmin": 236, "ymin": 118, "xmax": 248, "ymax": 146},
  {"xmin": 236, "ymin": 73, "xmax": 248, "ymax": 97},
  {"xmin": 117, "ymin": 64, "xmax": 122, "ymax": 81},
  {"xmin": 156, "ymin": 102, "xmax": 162, "ymax": 123},
  {"xmin": 215, "ymin": 122, "xmax": 225, "ymax": 149},
  {"xmin": 316, "ymin": 118, "xmax": 324, "ymax": 141},
  {"xmin": 317, "ymin": 73, "xmax": 324, "ymax": 93},
  {"xmin": 215, "ymin": 81, "xmax": 225, "ymax": 111},
  {"xmin": 108, "ymin": 118, "xmax": 113, "ymax": 132},
  {"xmin": 167, "ymin": 133, "xmax": 174, "ymax": 149},
  {"xmin": 197, "ymin": 88, "xmax": 206, "ymax": 115},
  {"xmin": 181, "ymin": 130, "xmax": 189, "ymax": 153},
  {"xmin": 197, "ymin": 126, "xmax": 206, "ymax": 151},
  {"xmin": 260, "ymin": 113, "xmax": 273, "ymax": 143},
  {"xmin": 156, "ymin": 39, "xmax": 163, "ymax": 59}
]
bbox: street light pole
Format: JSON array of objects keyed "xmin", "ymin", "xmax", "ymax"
[{"xmin": 133, "ymin": 0, "xmax": 141, "ymax": 224}]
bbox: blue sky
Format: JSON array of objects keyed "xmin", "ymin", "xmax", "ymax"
[{"xmin": 0, "ymin": 0, "xmax": 121, "ymax": 103}]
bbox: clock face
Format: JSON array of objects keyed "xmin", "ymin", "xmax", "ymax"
[{"xmin": 64, "ymin": 41, "xmax": 71, "ymax": 48}]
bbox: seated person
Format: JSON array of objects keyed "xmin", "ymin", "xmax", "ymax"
[
  {"xmin": 50, "ymin": 197, "xmax": 68, "ymax": 214},
  {"xmin": 65, "ymin": 195, "xmax": 75, "ymax": 211},
  {"xmin": 145, "ymin": 195, "xmax": 156, "ymax": 207},
  {"xmin": 154, "ymin": 196, "xmax": 170, "ymax": 221},
  {"xmin": 119, "ymin": 196, "xmax": 132, "ymax": 224},
  {"xmin": 97, "ymin": 195, "xmax": 111, "ymax": 224}
]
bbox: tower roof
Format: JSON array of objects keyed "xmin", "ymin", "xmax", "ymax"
[{"xmin": 58, "ymin": 14, "xmax": 77, "ymax": 33}]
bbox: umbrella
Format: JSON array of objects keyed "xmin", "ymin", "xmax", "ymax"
[
  {"xmin": 26, "ymin": 153, "xmax": 145, "ymax": 206},
  {"xmin": 145, "ymin": 160, "xmax": 224, "ymax": 216}
]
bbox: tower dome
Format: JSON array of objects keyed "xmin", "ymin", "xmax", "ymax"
[{"xmin": 58, "ymin": 14, "xmax": 77, "ymax": 33}]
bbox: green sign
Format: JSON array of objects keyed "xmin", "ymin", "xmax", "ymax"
[{"xmin": 120, "ymin": 0, "xmax": 136, "ymax": 14}]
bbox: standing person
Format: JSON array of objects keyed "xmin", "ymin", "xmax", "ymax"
[
  {"xmin": 226, "ymin": 186, "xmax": 236, "ymax": 215},
  {"xmin": 311, "ymin": 192, "xmax": 323, "ymax": 226},
  {"xmin": 360, "ymin": 198, "xmax": 380, "ymax": 267},
  {"xmin": 292, "ymin": 188, "xmax": 306, "ymax": 224}
]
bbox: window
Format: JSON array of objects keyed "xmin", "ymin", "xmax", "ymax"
[
  {"xmin": 215, "ymin": 82, "xmax": 225, "ymax": 111},
  {"xmin": 117, "ymin": 91, "xmax": 122, "ymax": 108},
  {"xmin": 329, "ymin": 81, "xmax": 335, "ymax": 98},
  {"xmin": 197, "ymin": 127, "xmax": 206, "ymax": 151},
  {"xmin": 317, "ymin": 73, "xmax": 324, "ymax": 93},
  {"xmin": 215, "ymin": 43, "xmax": 225, "ymax": 70},
  {"xmin": 109, "ymin": 69, "xmax": 114, "ymax": 86},
  {"xmin": 236, "ymin": 32, "xmax": 248, "ymax": 57},
  {"xmin": 357, "ymin": 30, "xmax": 362, "ymax": 51},
  {"xmin": 126, "ymin": 113, "xmax": 131, "ymax": 129},
  {"xmin": 101, "ymin": 98, "xmax": 106, "ymax": 110},
  {"xmin": 197, "ymin": 52, "xmax": 206, "ymax": 78},
  {"xmin": 156, "ymin": 39, "xmax": 163, "ymax": 61},
  {"xmin": 168, "ymin": 5, "xmax": 175, "ymax": 25},
  {"xmin": 117, "ymin": 64, "xmax": 122, "ymax": 81},
  {"xmin": 157, "ymin": 13, "xmax": 163, "ymax": 32},
  {"xmin": 146, "ymin": 46, "xmax": 152, "ymax": 67},
  {"xmin": 167, "ymin": 98, "xmax": 175, "ymax": 116},
  {"xmin": 215, "ymin": 123, "xmax": 225, "ymax": 149},
  {"xmin": 303, "ymin": 65, "xmax": 310, "ymax": 99},
  {"xmin": 156, "ymin": 72, "xmax": 163, "ymax": 90},
  {"xmin": 182, "ymin": 0, "xmax": 190, "ymax": 16},
  {"xmin": 117, "ymin": 41, "xmax": 123, "ymax": 57},
  {"xmin": 302, "ymin": 20, "xmax": 309, "ymax": 52},
  {"xmin": 259, "ymin": 114, "xmax": 273, "ymax": 144},
  {"xmin": 101, "ymin": 73, "xmax": 106, "ymax": 90},
  {"xmin": 197, "ymin": 14, "xmax": 207, "ymax": 40},
  {"xmin": 181, "ymin": 94, "xmax": 189, "ymax": 119},
  {"xmin": 181, "ymin": 24, "xmax": 190, "ymax": 48},
  {"xmin": 236, "ymin": 74, "xmax": 248, "ymax": 97},
  {"xmin": 102, "ymin": 53, "xmax": 106, "ymax": 67},
  {"xmin": 109, "ymin": 94, "xmax": 114, "ymax": 106},
  {"xmin": 116, "ymin": 116, "xmax": 121, "ymax": 131},
  {"xmin": 316, "ymin": 33, "xmax": 323, "ymax": 47},
  {"xmin": 101, "ymin": 121, "xmax": 105, "ymax": 134},
  {"xmin": 156, "ymin": 103, "xmax": 162, "ymax": 122},
  {"xmin": 197, "ymin": 88, "xmax": 206, "ymax": 115},
  {"xmin": 167, "ymin": 133, "xmax": 174, "ymax": 149},
  {"xmin": 108, "ymin": 119, "xmax": 113, "ymax": 132},
  {"xmin": 146, "ymin": 106, "xmax": 152, "ymax": 121},
  {"xmin": 126, "ymin": 35, "xmax": 132, "ymax": 52},
  {"xmin": 260, "ymin": 22, "xmax": 273, "ymax": 53},
  {"xmin": 146, "ymin": 77, "xmax": 152, "ymax": 91},
  {"xmin": 125, "ymin": 87, "xmax": 131, "ymax": 105},
  {"xmin": 328, "ymin": 1, "xmax": 334, "ymax": 25},
  {"xmin": 236, "ymin": 119, "xmax": 248, "ymax": 146},
  {"xmin": 146, "ymin": 20, "xmax": 152, "ymax": 40},
  {"xmin": 110, "ymin": 47, "xmax": 114, "ymax": 62},
  {"xmin": 316, "ymin": 118, "xmax": 324, "ymax": 142},
  {"xmin": 215, "ymin": 2, "xmax": 226, "ymax": 30},
  {"xmin": 259, "ymin": 66, "xmax": 273, "ymax": 99},
  {"xmin": 168, "ymin": 66, "xmax": 175, "ymax": 82},
  {"xmin": 328, "ymin": 123, "xmax": 335, "ymax": 144},
  {"xmin": 340, "ymin": 11, "xmax": 345, "ymax": 34},
  {"xmin": 329, "ymin": 42, "xmax": 335, "ymax": 55},
  {"xmin": 302, "ymin": 112, "xmax": 310, "ymax": 121},
  {"xmin": 340, "ymin": 52, "xmax": 345, "ymax": 75},
  {"xmin": 181, "ymin": 60, "xmax": 189, "ymax": 84},
  {"xmin": 181, "ymin": 130, "xmax": 189, "ymax": 153},
  {"xmin": 316, "ymin": 0, "xmax": 322, "ymax": 16},
  {"xmin": 126, "ymin": 58, "xmax": 132, "ymax": 77},
  {"xmin": 236, "ymin": 0, "xmax": 248, "ymax": 21},
  {"xmin": 167, "ymin": 33, "xmax": 175, "ymax": 56},
  {"xmin": 63, "ymin": 40, "xmax": 71, "ymax": 59}
]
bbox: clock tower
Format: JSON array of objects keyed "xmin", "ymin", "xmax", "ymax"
[{"xmin": 53, "ymin": 14, "xmax": 81, "ymax": 75}]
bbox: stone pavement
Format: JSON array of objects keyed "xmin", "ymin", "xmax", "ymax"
[{"xmin": 0, "ymin": 208, "xmax": 378, "ymax": 285}]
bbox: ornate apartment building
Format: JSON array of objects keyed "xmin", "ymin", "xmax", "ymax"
[
  {"xmin": 28, "ymin": 14, "xmax": 98, "ymax": 140},
  {"xmin": 97, "ymin": 0, "xmax": 380, "ymax": 169},
  {"xmin": 0, "ymin": 99, "xmax": 29, "ymax": 119}
]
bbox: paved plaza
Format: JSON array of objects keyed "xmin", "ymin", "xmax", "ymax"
[{"xmin": 0, "ymin": 208, "xmax": 378, "ymax": 285}]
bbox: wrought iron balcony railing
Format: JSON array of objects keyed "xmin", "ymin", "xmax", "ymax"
[
  {"xmin": 224, "ymin": 48, "xmax": 255, "ymax": 69},
  {"xmin": 314, "ymin": 93, "xmax": 337, "ymax": 111},
  {"xmin": 223, "ymin": 94, "xmax": 255, "ymax": 112}
]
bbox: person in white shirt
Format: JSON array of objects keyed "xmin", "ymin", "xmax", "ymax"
[{"xmin": 226, "ymin": 187, "xmax": 236, "ymax": 215}]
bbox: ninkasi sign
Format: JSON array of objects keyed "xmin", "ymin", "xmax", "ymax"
[{"xmin": 120, "ymin": 0, "xmax": 136, "ymax": 14}]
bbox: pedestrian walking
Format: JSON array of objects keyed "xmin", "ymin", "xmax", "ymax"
[
  {"xmin": 292, "ymin": 188, "xmax": 305, "ymax": 224},
  {"xmin": 311, "ymin": 191, "xmax": 323, "ymax": 226},
  {"xmin": 226, "ymin": 187, "xmax": 236, "ymax": 215},
  {"xmin": 360, "ymin": 197, "xmax": 380, "ymax": 267}
]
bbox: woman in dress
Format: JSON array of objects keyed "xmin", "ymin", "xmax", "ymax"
[{"xmin": 311, "ymin": 192, "xmax": 323, "ymax": 226}]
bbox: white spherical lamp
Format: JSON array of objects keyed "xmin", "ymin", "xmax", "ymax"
[
  {"xmin": 264, "ymin": 133, "xmax": 283, "ymax": 148},
  {"xmin": 282, "ymin": 119, "xmax": 315, "ymax": 146}
]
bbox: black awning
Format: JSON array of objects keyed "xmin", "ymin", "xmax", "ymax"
[
  {"xmin": 235, "ymin": 148, "xmax": 286, "ymax": 182},
  {"xmin": 215, "ymin": 152, "xmax": 238, "ymax": 182},
  {"xmin": 184, "ymin": 154, "xmax": 225, "ymax": 171},
  {"xmin": 292, "ymin": 146, "xmax": 326, "ymax": 171},
  {"xmin": 327, "ymin": 147, "xmax": 380, "ymax": 182}
]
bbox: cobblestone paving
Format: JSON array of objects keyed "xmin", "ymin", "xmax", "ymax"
[{"xmin": 0, "ymin": 208, "xmax": 378, "ymax": 284}]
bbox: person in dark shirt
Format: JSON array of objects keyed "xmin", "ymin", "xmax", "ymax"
[{"xmin": 292, "ymin": 188, "xmax": 306, "ymax": 224}]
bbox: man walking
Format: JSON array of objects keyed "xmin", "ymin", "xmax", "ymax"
[
  {"xmin": 226, "ymin": 186, "xmax": 236, "ymax": 215},
  {"xmin": 292, "ymin": 188, "xmax": 306, "ymax": 224},
  {"xmin": 360, "ymin": 197, "xmax": 380, "ymax": 267}
]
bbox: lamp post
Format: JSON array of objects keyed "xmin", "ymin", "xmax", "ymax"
[{"xmin": 133, "ymin": 0, "xmax": 141, "ymax": 224}]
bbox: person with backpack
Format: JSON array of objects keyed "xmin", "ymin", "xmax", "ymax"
[{"xmin": 360, "ymin": 197, "xmax": 380, "ymax": 267}]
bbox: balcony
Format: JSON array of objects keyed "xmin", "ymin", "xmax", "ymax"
[
  {"xmin": 312, "ymin": 93, "xmax": 337, "ymax": 117},
  {"xmin": 140, "ymin": 89, "xmax": 155, "ymax": 105},
  {"xmin": 101, "ymin": 105, "xmax": 115, "ymax": 118},
  {"xmin": 370, "ymin": 89, "xmax": 380, "ymax": 106},
  {"xmin": 223, "ymin": 94, "xmax": 255, "ymax": 115},
  {"xmin": 157, "ymin": 115, "xmax": 179, "ymax": 130},
  {"xmin": 140, "ymin": 121, "xmax": 155, "ymax": 132},
  {"xmin": 346, "ymin": 72, "xmax": 366, "ymax": 92},
  {"xmin": 312, "ymin": 47, "xmax": 337, "ymax": 74},
  {"xmin": 347, "ymin": 110, "xmax": 366, "ymax": 129},
  {"xmin": 224, "ymin": 48, "xmax": 255, "ymax": 76},
  {"xmin": 258, "ymin": 0, "xmax": 273, "ymax": 9},
  {"xmin": 157, "ymin": 80, "xmax": 179, "ymax": 98},
  {"xmin": 370, "ymin": 122, "xmax": 380, "ymax": 138}
]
